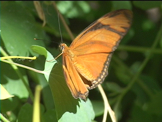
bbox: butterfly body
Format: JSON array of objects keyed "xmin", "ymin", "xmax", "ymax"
[{"xmin": 60, "ymin": 9, "xmax": 133, "ymax": 100}]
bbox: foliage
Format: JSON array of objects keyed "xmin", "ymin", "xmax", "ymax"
[{"xmin": 1, "ymin": 1, "xmax": 162, "ymax": 122}]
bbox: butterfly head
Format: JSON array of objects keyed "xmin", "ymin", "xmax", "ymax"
[
  {"xmin": 59, "ymin": 43, "xmax": 75, "ymax": 58},
  {"xmin": 59, "ymin": 43, "xmax": 66, "ymax": 51}
]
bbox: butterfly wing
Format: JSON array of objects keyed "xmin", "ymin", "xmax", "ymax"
[{"xmin": 62, "ymin": 50, "xmax": 89, "ymax": 100}]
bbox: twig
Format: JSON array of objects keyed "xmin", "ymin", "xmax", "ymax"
[{"xmin": 98, "ymin": 85, "xmax": 116, "ymax": 122}]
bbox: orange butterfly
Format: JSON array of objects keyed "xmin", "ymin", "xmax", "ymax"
[{"xmin": 59, "ymin": 9, "xmax": 133, "ymax": 100}]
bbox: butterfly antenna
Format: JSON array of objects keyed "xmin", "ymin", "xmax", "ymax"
[{"xmin": 58, "ymin": 12, "xmax": 63, "ymax": 43}]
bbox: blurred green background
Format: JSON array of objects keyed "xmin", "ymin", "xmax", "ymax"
[{"xmin": 1, "ymin": 1, "xmax": 162, "ymax": 122}]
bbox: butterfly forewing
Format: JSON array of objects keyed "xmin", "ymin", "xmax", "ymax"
[{"xmin": 70, "ymin": 9, "xmax": 132, "ymax": 49}]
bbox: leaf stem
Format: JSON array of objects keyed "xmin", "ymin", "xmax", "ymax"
[
  {"xmin": 1, "ymin": 59, "xmax": 46, "ymax": 74},
  {"xmin": 1, "ymin": 56, "xmax": 36, "ymax": 60}
]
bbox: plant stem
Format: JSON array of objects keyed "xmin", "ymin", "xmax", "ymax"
[
  {"xmin": 118, "ymin": 45, "xmax": 162, "ymax": 54},
  {"xmin": 115, "ymin": 24, "xmax": 162, "ymax": 113},
  {"xmin": 0, "ymin": 114, "xmax": 10, "ymax": 122}
]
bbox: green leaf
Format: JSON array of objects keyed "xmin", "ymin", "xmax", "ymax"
[
  {"xmin": 1, "ymin": 2, "xmax": 45, "ymax": 56},
  {"xmin": 58, "ymin": 99, "xmax": 95, "ymax": 122},
  {"xmin": 111, "ymin": 1, "xmax": 132, "ymax": 10},
  {"xmin": 133, "ymin": 1, "xmax": 162, "ymax": 10},
  {"xmin": 0, "ymin": 84, "xmax": 14, "ymax": 100},
  {"xmin": 147, "ymin": 91, "xmax": 162, "ymax": 116},
  {"xmin": 31, "ymin": 45, "xmax": 57, "ymax": 80},
  {"xmin": 1, "ymin": 96, "xmax": 20, "ymax": 113},
  {"xmin": 31, "ymin": 45, "xmax": 48, "ymax": 57},
  {"xmin": 105, "ymin": 82, "xmax": 122, "ymax": 93},
  {"xmin": 57, "ymin": 1, "xmax": 90, "ymax": 18},
  {"xmin": 42, "ymin": 109, "xmax": 57, "ymax": 122},
  {"xmin": 49, "ymin": 61, "xmax": 95, "ymax": 122},
  {"xmin": 128, "ymin": 104, "xmax": 162, "ymax": 122},
  {"xmin": 17, "ymin": 103, "xmax": 33, "ymax": 122},
  {"xmin": 91, "ymin": 100, "xmax": 104, "ymax": 117}
]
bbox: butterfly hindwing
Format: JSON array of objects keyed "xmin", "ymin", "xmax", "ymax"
[{"xmin": 62, "ymin": 50, "xmax": 89, "ymax": 100}]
